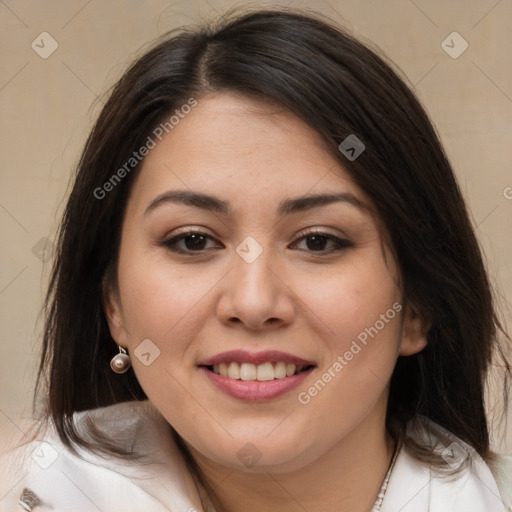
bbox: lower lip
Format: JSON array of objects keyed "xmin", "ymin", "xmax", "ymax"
[{"xmin": 200, "ymin": 366, "xmax": 314, "ymax": 401}]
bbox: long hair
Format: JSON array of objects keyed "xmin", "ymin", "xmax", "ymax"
[{"xmin": 35, "ymin": 7, "xmax": 510, "ymax": 477}]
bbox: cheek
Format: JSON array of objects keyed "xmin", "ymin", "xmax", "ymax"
[
  {"xmin": 114, "ymin": 248, "xmax": 213, "ymax": 410},
  {"xmin": 116, "ymin": 245, "xmax": 219, "ymax": 342},
  {"xmin": 295, "ymin": 247, "xmax": 403, "ymax": 409},
  {"xmin": 300, "ymin": 248, "xmax": 401, "ymax": 348}
]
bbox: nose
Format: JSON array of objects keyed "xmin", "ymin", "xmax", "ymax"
[{"xmin": 216, "ymin": 245, "xmax": 296, "ymax": 331}]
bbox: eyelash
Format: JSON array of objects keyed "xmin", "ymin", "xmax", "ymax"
[{"xmin": 160, "ymin": 228, "xmax": 353, "ymax": 256}]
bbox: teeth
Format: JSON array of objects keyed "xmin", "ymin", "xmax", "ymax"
[
  {"xmin": 210, "ymin": 362, "xmax": 309, "ymax": 381},
  {"xmin": 240, "ymin": 362, "xmax": 257, "ymax": 381},
  {"xmin": 227, "ymin": 362, "xmax": 240, "ymax": 379},
  {"xmin": 256, "ymin": 362, "xmax": 274, "ymax": 381},
  {"xmin": 274, "ymin": 361, "xmax": 287, "ymax": 378}
]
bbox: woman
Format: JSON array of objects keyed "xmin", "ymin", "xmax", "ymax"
[{"xmin": 1, "ymin": 8, "xmax": 511, "ymax": 512}]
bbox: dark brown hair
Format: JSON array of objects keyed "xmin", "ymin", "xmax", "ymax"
[{"xmin": 35, "ymin": 6, "xmax": 510, "ymax": 484}]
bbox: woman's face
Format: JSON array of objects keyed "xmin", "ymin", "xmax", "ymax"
[{"xmin": 105, "ymin": 92, "xmax": 427, "ymax": 472}]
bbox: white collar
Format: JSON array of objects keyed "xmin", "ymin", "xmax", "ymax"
[
  {"xmin": 2, "ymin": 400, "xmax": 510, "ymax": 512},
  {"xmin": 381, "ymin": 415, "xmax": 509, "ymax": 511}
]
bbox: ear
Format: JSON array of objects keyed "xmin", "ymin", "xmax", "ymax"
[
  {"xmin": 102, "ymin": 274, "xmax": 129, "ymax": 348},
  {"xmin": 399, "ymin": 303, "xmax": 429, "ymax": 356}
]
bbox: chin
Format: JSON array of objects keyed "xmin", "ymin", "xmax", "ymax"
[{"xmin": 193, "ymin": 431, "xmax": 317, "ymax": 473}]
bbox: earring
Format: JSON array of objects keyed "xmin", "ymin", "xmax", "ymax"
[{"xmin": 110, "ymin": 345, "xmax": 131, "ymax": 374}]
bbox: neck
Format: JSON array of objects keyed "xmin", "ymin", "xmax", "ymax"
[{"xmin": 188, "ymin": 402, "xmax": 396, "ymax": 512}]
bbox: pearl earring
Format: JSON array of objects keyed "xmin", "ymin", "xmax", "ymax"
[{"xmin": 110, "ymin": 345, "xmax": 131, "ymax": 374}]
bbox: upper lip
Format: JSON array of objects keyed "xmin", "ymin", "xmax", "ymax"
[{"xmin": 199, "ymin": 350, "xmax": 316, "ymax": 367}]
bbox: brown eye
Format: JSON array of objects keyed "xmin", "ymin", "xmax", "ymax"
[
  {"xmin": 160, "ymin": 229, "xmax": 352, "ymax": 256},
  {"xmin": 161, "ymin": 231, "xmax": 222, "ymax": 254},
  {"xmin": 291, "ymin": 230, "xmax": 353, "ymax": 253}
]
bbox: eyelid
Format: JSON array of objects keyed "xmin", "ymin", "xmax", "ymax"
[
  {"xmin": 167, "ymin": 225, "xmax": 217, "ymax": 238},
  {"xmin": 294, "ymin": 226, "xmax": 349, "ymax": 240}
]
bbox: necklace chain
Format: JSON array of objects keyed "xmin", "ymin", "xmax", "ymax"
[{"xmin": 370, "ymin": 439, "xmax": 400, "ymax": 512}]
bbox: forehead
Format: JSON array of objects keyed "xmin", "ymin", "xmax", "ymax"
[{"xmin": 126, "ymin": 92, "xmax": 369, "ymax": 216}]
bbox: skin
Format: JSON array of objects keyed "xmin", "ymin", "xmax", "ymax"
[{"xmin": 104, "ymin": 92, "xmax": 428, "ymax": 512}]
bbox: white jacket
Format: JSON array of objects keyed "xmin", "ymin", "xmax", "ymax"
[{"xmin": 0, "ymin": 400, "xmax": 510, "ymax": 511}]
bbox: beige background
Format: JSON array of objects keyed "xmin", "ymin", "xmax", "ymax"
[{"xmin": 1, "ymin": 0, "xmax": 511, "ymax": 452}]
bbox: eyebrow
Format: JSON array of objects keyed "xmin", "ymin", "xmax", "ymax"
[{"xmin": 144, "ymin": 189, "xmax": 367, "ymax": 217}]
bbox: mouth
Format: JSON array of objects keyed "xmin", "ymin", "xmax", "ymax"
[
  {"xmin": 203, "ymin": 361, "xmax": 315, "ymax": 381},
  {"xmin": 198, "ymin": 350, "xmax": 316, "ymax": 401}
]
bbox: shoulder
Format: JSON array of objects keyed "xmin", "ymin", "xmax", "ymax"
[
  {"xmin": 0, "ymin": 401, "xmax": 203, "ymax": 512},
  {"xmin": 382, "ymin": 415, "xmax": 512, "ymax": 512}
]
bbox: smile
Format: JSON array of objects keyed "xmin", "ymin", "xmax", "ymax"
[
  {"xmin": 199, "ymin": 349, "xmax": 316, "ymax": 401},
  {"xmin": 208, "ymin": 361, "xmax": 312, "ymax": 381}
]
